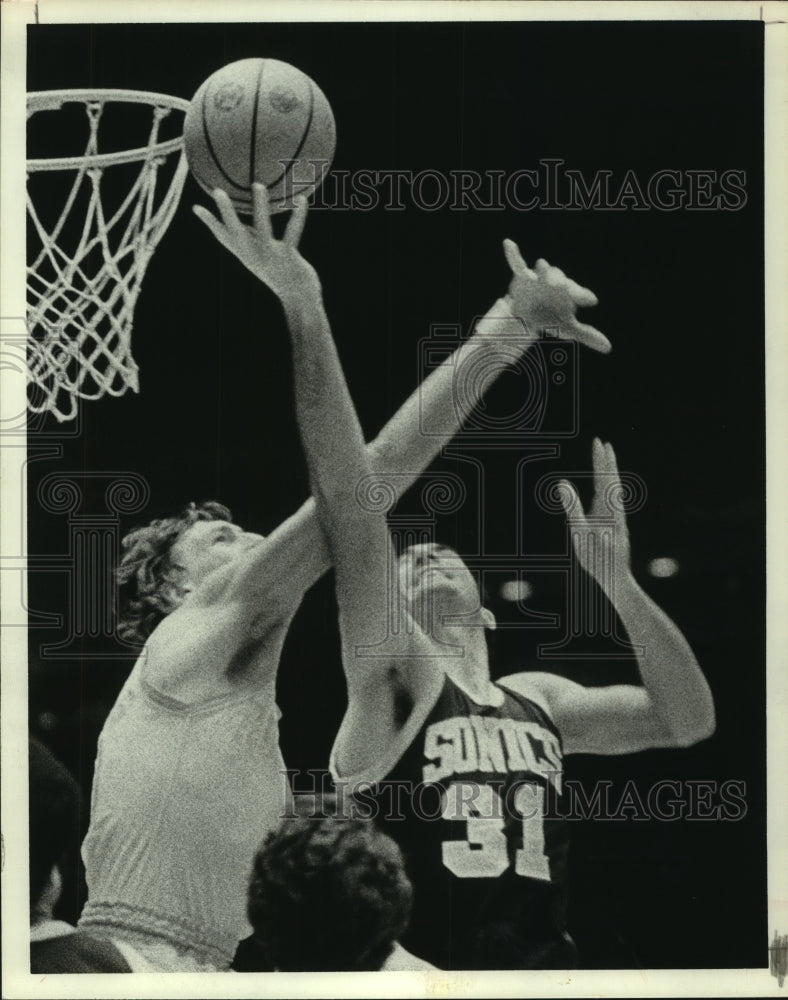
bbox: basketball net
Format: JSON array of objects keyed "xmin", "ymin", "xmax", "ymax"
[{"xmin": 26, "ymin": 90, "xmax": 190, "ymax": 422}]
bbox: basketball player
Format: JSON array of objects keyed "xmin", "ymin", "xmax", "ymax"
[
  {"xmin": 77, "ymin": 184, "xmax": 612, "ymax": 970},
  {"xmin": 328, "ymin": 447, "xmax": 715, "ymax": 969},
  {"xmin": 235, "ymin": 191, "xmax": 719, "ymax": 968}
]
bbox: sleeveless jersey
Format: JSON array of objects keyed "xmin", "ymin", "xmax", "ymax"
[
  {"xmin": 331, "ymin": 675, "xmax": 575, "ymax": 971},
  {"xmin": 78, "ymin": 659, "xmax": 290, "ymax": 970}
]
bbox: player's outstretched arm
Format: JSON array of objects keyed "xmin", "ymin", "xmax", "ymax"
[
  {"xmin": 367, "ymin": 240, "xmax": 610, "ymax": 475},
  {"xmin": 502, "ymin": 439, "xmax": 715, "ymax": 755},
  {"xmin": 194, "ymin": 193, "xmax": 610, "ymax": 623},
  {"xmin": 195, "ymin": 184, "xmax": 436, "ymax": 700}
]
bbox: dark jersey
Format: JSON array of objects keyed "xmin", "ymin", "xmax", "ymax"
[{"xmin": 337, "ymin": 675, "xmax": 575, "ymax": 971}]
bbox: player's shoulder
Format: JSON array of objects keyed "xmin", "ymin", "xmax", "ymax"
[
  {"xmin": 143, "ymin": 601, "xmax": 202, "ymax": 655},
  {"xmin": 146, "ymin": 594, "xmax": 241, "ymax": 645},
  {"xmin": 138, "ymin": 604, "xmax": 227, "ymax": 697},
  {"xmin": 497, "ymin": 670, "xmax": 567, "ymax": 720}
]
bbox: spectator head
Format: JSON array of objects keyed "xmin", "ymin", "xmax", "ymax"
[{"xmin": 247, "ymin": 815, "xmax": 413, "ymax": 971}]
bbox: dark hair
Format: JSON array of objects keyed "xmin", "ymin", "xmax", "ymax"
[
  {"xmin": 247, "ymin": 816, "xmax": 413, "ymax": 971},
  {"xmin": 116, "ymin": 500, "xmax": 232, "ymax": 646},
  {"xmin": 29, "ymin": 738, "xmax": 80, "ymax": 910}
]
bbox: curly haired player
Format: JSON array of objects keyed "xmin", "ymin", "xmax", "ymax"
[{"xmin": 78, "ymin": 185, "xmax": 613, "ymax": 970}]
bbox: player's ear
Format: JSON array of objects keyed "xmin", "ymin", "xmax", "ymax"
[
  {"xmin": 481, "ymin": 607, "xmax": 497, "ymax": 631},
  {"xmin": 164, "ymin": 565, "xmax": 191, "ymax": 608}
]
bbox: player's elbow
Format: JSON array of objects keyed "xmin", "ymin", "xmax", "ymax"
[{"xmin": 672, "ymin": 707, "xmax": 716, "ymax": 748}]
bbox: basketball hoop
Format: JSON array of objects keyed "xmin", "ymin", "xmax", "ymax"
[{"xmin": 26, "ymin": 89, "xmax": 191, "ymax": 422}]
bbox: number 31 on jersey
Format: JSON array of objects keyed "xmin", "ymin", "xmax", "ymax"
[{"xmin": 441, "ymin": 781, "xmax": 550, "ymax": 881}]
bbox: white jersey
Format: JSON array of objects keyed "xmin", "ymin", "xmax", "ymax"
[{"xmin": 79, "ymin": 656, "xmax": 289, "ymax": 970}]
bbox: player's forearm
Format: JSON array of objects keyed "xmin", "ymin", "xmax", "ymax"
[
  {"xmin": 236, "ymin": 298, "xmax": 534, "ymax": 611},
  {"xmin": 281, "ymin": 289, "xmax": 375, "ymax": 533},
  {"xmin": 368, "ymin": 298, "xmax": 531, "ymax": 478},
  {"xmin": 219, "ymin": 289, "xmax": 364, "ymax": 615},
  {"xmin": 611, "ymin": 573, "xmax": 715, "ymax": 746},
  {"xmin": 281, "ymin": 287, "xmax": 399, "ymax": 669}
]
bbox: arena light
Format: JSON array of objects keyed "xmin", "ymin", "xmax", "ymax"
[
  {"xmin": 500, "ymin": 579, "xmax": 534, "ymax": 602},
  {"xmin": 647, "ymin": 557, "xmax": 680, "ymax": 579}
]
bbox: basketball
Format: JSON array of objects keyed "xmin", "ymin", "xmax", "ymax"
[{"xmin": 183, "ymin": 58, "xmax": 336, "ymax": 214}]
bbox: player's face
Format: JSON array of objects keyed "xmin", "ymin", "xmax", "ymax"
[
  {"xmin": 170, "ymin": 520, "xmax": 264, "ymax": 586},
  {"xmin": 398, "ymin": 543, "xmax": 481, "ymax": 612}
]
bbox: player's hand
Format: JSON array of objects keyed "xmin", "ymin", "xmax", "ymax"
[
  {"xmin": 503, "ymin": 240, "xmax": 611, "ymax": 354},
  {"xmin": 193, "ymin": 183, "xmax": 321, "ymax": 305},
  {"xmin": 558, "ymin": 439, "xmax": 632, "ymax": 594}
]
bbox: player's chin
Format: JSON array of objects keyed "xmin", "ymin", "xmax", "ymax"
[
  {"xmin": 402, "ymin": 585, "xmax": 432, "ymax": 615},
  {"xmin": 407, "ymin": 574, "xmax": 464, "ymax": 605},
  {"xmin": 422, "ymin": 579, "xmax": 473, "ymax": 611}
]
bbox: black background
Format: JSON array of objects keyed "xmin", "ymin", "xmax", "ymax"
[{"xmin": 25, "ymin": 20, "xmax": 765, "ymax": 970}]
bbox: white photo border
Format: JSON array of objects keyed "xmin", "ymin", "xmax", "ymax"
[{"xmin": 2, "ymin": 2, "xmax": 786, "ymax": 997}]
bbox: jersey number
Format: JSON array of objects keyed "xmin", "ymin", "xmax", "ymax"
[{"xmin": 440, "ymin": 782, "xmax": 550, "ymax": 881}]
